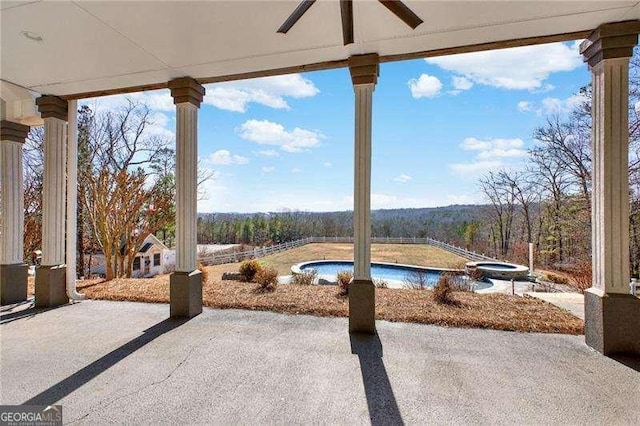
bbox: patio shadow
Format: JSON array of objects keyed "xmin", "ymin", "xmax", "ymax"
[
  {"xmin": 0, "ymin": 299, "xmax": 68, "ymax": 325},
  {"xmin": 350, "ymin": 332, "xmax": 404, "ymax": 426},
  {"xmin": 610, "ymin": 354, "xmax": 640, "ymax": 372},
  {"xmin": 22, "ymin": 317, "xmax": 190, "ymax": 406}
]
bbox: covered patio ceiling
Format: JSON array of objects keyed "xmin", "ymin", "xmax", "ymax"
[{"xmin": 2, "ymin": 1, "xmax": 640, "ymax": 99}]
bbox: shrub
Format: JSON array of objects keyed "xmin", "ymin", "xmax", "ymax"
[
  {"xmin": 432, "ymin": 273, "xmax": 456, "ymax": 305},
  {"xmin": 467, "ymin": 267, "xmax": 485, "ymax": 282},
  {"xmin": 373, "ymin": 278, "xmax": 388, "ymax": 289},
  {"xmin": 292, "ymin": 270, "xmax": 317, "ymax": 286},
  {"xmin": 239, "ymin": 259, "xmax": 263, "ymax": 282},
  {"xmin": 198, "ymin": 263, "xmax": 210, "ymax": 284},
  {"xmin": 255, "ymin": 266, "xmax": 278, "ymax": 292},
  {"xmin": 337, "ymin": 270, "xmax": 353, "ymax": 296},
  {"xmin": 403, "ymin": 270, "xmax": 432, "ymax": 290},
  {"xmin": 565, "ymin": 262, "xmax": 593, "ymax": 294},
  {"xmin": 545, "ymin": 272, "xmax": 569, "ymax": 285},
  {"xmin": 447, "ymin": 273, "xmax": 475, "ymax": 292}
]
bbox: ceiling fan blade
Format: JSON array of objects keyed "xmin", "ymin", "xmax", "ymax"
[
  {"xmin": 277, "ymin": 0, "xmax": 316, "ymax": 34},
  {"xmin": 378, "ymin": 0, "xmax": 423, "ymax": 29},
  {"xmin": 340, "ymin": 0, "xmax": 354, "ymax": 45}
]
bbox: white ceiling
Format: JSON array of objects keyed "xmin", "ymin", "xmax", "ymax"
[{"xmin": 1, "ymin": 1, "xmax": 639, "ymax": 98}]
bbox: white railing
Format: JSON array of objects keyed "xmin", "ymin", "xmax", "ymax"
[
  {"xmin": 197, "ymin": 236, "xmax": 495, "ymax": 266},
  {"xmin": 197, "ymin": 237, "xmax": 314, "ymax": 265}
]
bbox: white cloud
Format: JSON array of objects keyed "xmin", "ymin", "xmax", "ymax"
[
  {"xmin": 517, "ymin": 101, "xmax": 533, "ymax": 112},
  {"xmin": 452, "ymin": 76, "xmax": 473, "ymax": 91},
  {"xmin": 343, "ymin": 193, "xmax": 440, "ymax": 209},
  {"xmin": 237, "ymin": 119, "xmax": 323, "ymax": 153},
  {"xmin": 565, "ymin": 93, "xmax": 589, "ymax": 110},
  {"xmin": 519, "ymin": 93, "xmax": 589, "ymax": 116},
  {"xmin": 477, "ymin": 149, "xmax": 527, "ymax": 160},
  {"xmin": 446, "ymin": 194, "xmax": 481, "ymax": 205},
  {"xmin": 291, "ymin": 168, "xmax": 302, "ymax": 174},
  {"xmin": 141, "ymin": 91, "xmax": 174, "ymax": 111},
  {"xmin": 541, "ymin": 93, "xmax": 589, "ymax": 115},
  {"xmin": 262, "ymin": 166, "xmax": 275, "ymax": 173},
  {"xmin": 323, "ymin": 162, "xmax": 333, "ymax": 168},
  {"xmin": 461, "ymin": 137, "xmax": 524, "ymax": 152},
  {"xmin": 393, "ymin": 174, "xmax": 412, "ymax": 183},
  {"xmin": 206, "ymin": 149, "xmax": 249, "ymax": 166},
  {"xmin": 461, "ymin": 138, "xmax": 490, "ymax": 151},
  {"xmin": 82, "ymin": 90, "xmax": 174, "ymax": 113},
  {"xmin": 204, "ymin": 74, "xmax": 319, "ymax": 112},
  {"xmin": 452, "ymin": 137, "xmax": 527, "ymax": 177},
  {"xmin": 408, "ymin": 74, "xmax": 442, "ymax": 98},
  {"xmin": 450, "ymin": 160, "xmax": 503, "ymax": 175},
  {"xmin": 541, "ymin": 97, "xmax": 563, "ymax": 115},
  {"xmin": 254, "ymin": 149, "xmax": 280, "ymax": 157},
  {"xmin": 426, "ymin": 42, "xmax": 582, "ymax": 90}
]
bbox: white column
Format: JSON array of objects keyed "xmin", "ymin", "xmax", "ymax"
[
  {"xmin": 0, "ymin": 133, "xmax": 26, "ymax": 264},
  {"xmin": 591, "ymin": 58, "xmax": 631, "ymax": 294},
  {"xmin": 169, "ymin": 77, "xmax": 204, "ymax": 275},
  {"xmin": 175, "ymin": 102, "xmax": 198, "ymax": 272},
  {"xmin": 579, "ymin": 21, "xmax": 640, "ymax": 356},
  {"xmin": 41, "ymin": 116, "xmax": 67, "ymax": 266},
  {"xmin": 349, "ymin": 54, "xmax": 378, "ymax": 282},
  {"xmin": 353, "ymin": 84, "xmax": 373, "ymax": 280},
  {"xmin": 580, "ymin": 22, "xmax": 640, "ymax": 296}
]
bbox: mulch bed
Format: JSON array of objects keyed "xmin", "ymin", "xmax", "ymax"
[{"xmin": 75, "ymin": 277, "xmax": 584, "ymax": 335}]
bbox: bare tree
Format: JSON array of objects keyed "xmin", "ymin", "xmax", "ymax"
[
  {"xmin": 479, "ymin": 171, "xmax": 517, "ymax": 259},
  {"xmin": 22, "ymin": 127, "xmax": 44, "ymax": 262},
  {"xmin": 533, "ymin": 115, "xmax": 591, "ymax": 207},
  {"xmin": 82, "ymin": 100, "xmax": 175, "ymax": 279}
]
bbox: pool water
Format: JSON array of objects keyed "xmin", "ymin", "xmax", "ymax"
[
  {"xmin": 301, "ymin": 261, "xmax": 442, "ymax": 283},
  {"xmin": 475, "ymin": 263, "xmax": 517, "ymax": 270},
  {"xmin": 298, "ymin": 260, "xmax": 492, "ymax": 290}
]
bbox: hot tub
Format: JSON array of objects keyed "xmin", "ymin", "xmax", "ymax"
[{"xmin": 465, "ymin": 261, "xmax": 529, "ymax": 280}]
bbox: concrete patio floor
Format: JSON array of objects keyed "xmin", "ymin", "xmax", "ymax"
[
  {"xmin": 1, "ymin": 300, "xmax": 638, "ymax": 425},
  {"xmin": 525, "ymin": 291, "xmax": 586, "ymax": 320}
]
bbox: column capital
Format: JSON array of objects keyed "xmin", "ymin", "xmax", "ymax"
[
  {"xmin": 348, "ymin": 53, "xmax": 379, "ymax": 86},
  {"xmin": 0, "ymin": 120, "xmax": 30, "ymax": 143},
  {"xmin": 36, "ymin": 95, "xmax": 68, "ymax": 121},
  {"xmin": 168, "ymin": 77, "xmax": 205, "ymax": 108},
  {"xmin": 580, "ymin": 20, "xmax": 640, "ymax": 67}
]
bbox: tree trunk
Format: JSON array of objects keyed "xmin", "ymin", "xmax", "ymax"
[{"xmin": 76, "ymin": 197, "xmax": 84, "ymax": 278}]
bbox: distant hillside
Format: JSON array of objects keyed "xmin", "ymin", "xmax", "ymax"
[{"xmin": 197, "ymin": 205, "xmax": 491, "ymax": 245}]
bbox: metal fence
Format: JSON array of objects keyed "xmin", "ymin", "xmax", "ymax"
[{"xmin": 197, "ymin": 236, "xmax": 495, "ymax": 266}]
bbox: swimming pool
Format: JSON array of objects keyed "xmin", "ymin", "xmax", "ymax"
[{"xmin": 291, "ymin": 260, "xmax": 492, "ymax": 290}]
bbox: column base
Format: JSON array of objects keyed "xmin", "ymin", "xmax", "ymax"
[
  {"xmin": 0, "ymin": 263, "xmax": 28, "ymax": 305},
  {"xmin": 170, "ymin": 270, "xmax": 202, "ymax": 318},
  {"xmin": 349, "ymin": 279, "xmax": 375, "ymax": 334},
  {"xmin": 585, "ymin": 289, "xmax": 640, "ymax": 355},
  {"xmin": 35, "ymin": 265, "xmax": 68, "ymax": 308}
]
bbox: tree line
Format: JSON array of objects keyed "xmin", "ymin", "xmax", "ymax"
[
  {"xmin": 477, "ymin": 52, "xmax": 640, "ymax": 277},
  {"xmin": 197, "ymin": 206, "xmax": 489, "ymax": 248}
]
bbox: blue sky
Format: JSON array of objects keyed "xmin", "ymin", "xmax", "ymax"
[{"xmin": 87, "ymin": 40, "xmax": 591, "ymax": 213}]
